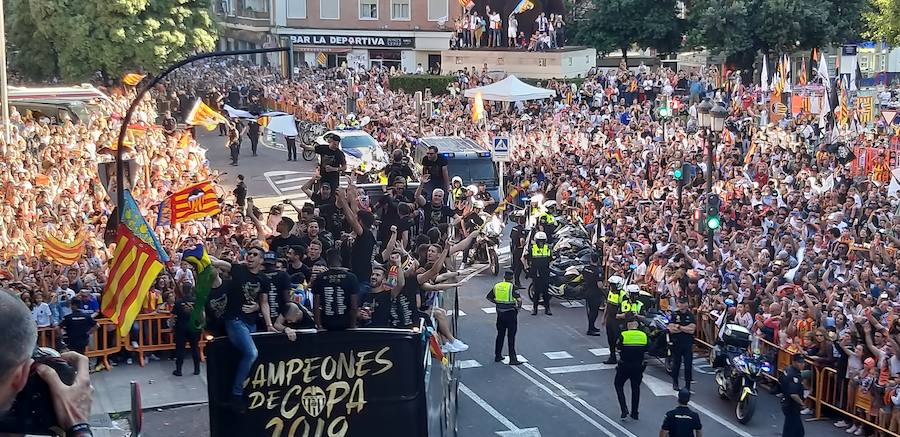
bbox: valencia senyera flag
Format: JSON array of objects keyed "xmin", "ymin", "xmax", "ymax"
[
  {"xmin": 157, "ymin": 181, "xmax": 221, "ymax": 226},
  {"xmin": 42, "ymin": 232, "xmax": 85, "ymax": 265},
  {"xmin": 185, "ymin": 98, "xmax": 230, "ymax": 131}
]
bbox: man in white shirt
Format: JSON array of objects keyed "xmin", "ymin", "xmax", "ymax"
[{"xmin": 32, "ymin": 292, "xmax": 54, "ymax": 328}]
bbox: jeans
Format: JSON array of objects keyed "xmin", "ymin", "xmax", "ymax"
[{"xmin": 225, "ymin": 319, "xmax": 258, "ymax": 396}]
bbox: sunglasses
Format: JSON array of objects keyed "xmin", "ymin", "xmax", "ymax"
[{"xmin": 247, "ymin": 252, "xmax": 262, "ymax": 258}]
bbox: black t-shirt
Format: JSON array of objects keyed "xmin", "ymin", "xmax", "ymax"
[
  {"xmin": 311, "ymin": 193, "xmax": 340, "ymax": 232},
  {"xmin": 362, "ymin": 289, "xmax": 392, "ymax": 328},
  {"xmin": 390, "ymin": 273, "xmax": 419, "ymax": 328},
  {"xmin": 670, "ymin": 309, "xmax": 696, "ymax": 345},
  {"xmin": 173, "ymin": 298, "xmax": 196, "ymax": 332},
  {"xmin": 423, "ymin": 202, "xmax": 454, "ymax": 230},
  {"xmin": 262, "ymin": 269, "xmax": 291, "ymax": 327},
  {"xmin": 281, "ymin": 303, "xmax": 316, "ymax": 330},
  {"xmin": 269, "ymin": 234, "xmax": 304, "ymax": 255},
  {"xmin": 61, "ymin": 310, "xmax": 96, "ymax": 350},
  {"xmin": 315, "ymin": 144, "xmax": 346, "ymax": 182},
  {"xmin": 350, "ymin": 228, "xmax": 376, "ymax": 290},
  {"xmin": 287, "ymin": 262, "xmax": 310, "ymax": 282},
  {"xmin": 224, "ymin": 263, "xmax": 269, "ymax": 325},
  {"xmin": 421, "ymin": 155, "xmax": 448, "ymax": 184},
  {"xmin": 385, "ymin": 162, "xmax": 415, "ymax": 183},
  {"xmin": 205, "ymin": 281, "xmax": 230, "ymax": 336},
  {"xmin": 311, "ymin": 268, "xmax": 359, "ymax": 330},
  {"xmin": 661, "ymin": 406, "xmax": 702, "ymax": 437}
]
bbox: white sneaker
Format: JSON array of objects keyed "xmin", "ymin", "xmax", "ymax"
[
  {"xmin": 444, "ymin": 342, "xmax": 461, "ymax": 353},
  {"xmin": 440, "ymin": 344, "xmax": 450, "ymax": 354},
  {"xmin": 451, "ymin": 339, "xmax": 469, "ymax": 352},
  {"xmin": 846, "ymin": 425, "xmax": 857, "ymax": 433},
  {"xmin": 126, "ymin": 358, "xmax": 133, "ymax": 365},
  {"xmin": 835, "ymin": 420, "xmax": 849, "ymax": 428},
  {"xmin": 800, "ymin": 408, "xmax": 812, "ymax": 415},
  {"xmin": 131, "ymin": 341, "xmax": 139, "ymax": 349},
  {"xmin": 854, "ymin": 427, "xmax": 864, "ymax": 436}
]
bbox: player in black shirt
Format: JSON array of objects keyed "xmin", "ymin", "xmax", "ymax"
[
  {"xmin": 274, "ymin": 302, "xmax": 316, "ymax": 341},
  {"xmin": 315, "ymin": 133, "xmax": 346, "ymax": 189},
  {"xmin": 261, "ymin": 252, "xmax": 291, "ymax": 332},
  {"xmin": 311, "ymin": 248, "xmax": 359, "ymax": 330},
  {"xmin": 361, "ymin": 265, "xmax": 395, "ymax": 328}
]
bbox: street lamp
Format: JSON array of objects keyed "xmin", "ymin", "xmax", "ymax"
[{"xmin": 710, "ymin": 101, "xmax": 727, "ymax": 133}]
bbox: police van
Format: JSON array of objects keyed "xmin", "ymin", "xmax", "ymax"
[{"xmin": 414, "ymin": 136, "xmax": 500, "ymax": 200}]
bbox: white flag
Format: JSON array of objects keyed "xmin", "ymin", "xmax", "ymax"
[
  {"xmin": 817, "ymin": 51, "xmax": 831, "ymax": 91},
  {"xmin": 760, "ymin": 54, "xmax": 769, "ymax": 92}
]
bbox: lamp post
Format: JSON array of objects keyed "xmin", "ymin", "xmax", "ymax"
[
  {"xmin": 115, "ymin": 47, "xmax": 289, "ymax": 212},
  {"xmin": 706, "ymin": 101, "xmax": 728, "ymax": 261}
]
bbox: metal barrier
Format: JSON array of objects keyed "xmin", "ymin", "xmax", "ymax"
[{"xmin": 694, "ymin": 316, "xmax": 900, "ymax": 436}]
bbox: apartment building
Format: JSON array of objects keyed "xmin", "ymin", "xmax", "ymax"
[{"xmin": 216, "ymin": 0, "xmax": 459, "ymax": 73}]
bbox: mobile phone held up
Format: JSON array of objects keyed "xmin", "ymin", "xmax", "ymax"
[{"xmin": 0, "ymin": 347, "xmax": 77, "ymax": 436}]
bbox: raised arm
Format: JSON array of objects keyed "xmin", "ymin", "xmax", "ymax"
[{"xmin": 301, "ymin": 175, "xmax": 318, "ymax": 198}]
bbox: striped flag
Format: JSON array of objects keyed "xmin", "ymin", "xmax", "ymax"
[
  {"xmin": 798, "ymin": 58, "xmax": 808, "ymax": 86},
  {"xmin": 101, "ymin": 224, "xmax": 165, "ymax": 337},
  {"xmin": 512, "ymin": 0, "xmax": 535, "ymax": 14},
  {"xmin": 122, "ymin": 73, "xmax": 146, "ymax": 86},
  {"xmin": 42, "ymin": 232, "xmax": 85, "ymax": 265},
  {"xmin": 316, "ymin": 52, "xmax": 327, "ymax": 66},
  {"xmin": 744, "ymin": 142, "xmax": 757, "ymax": 165},
  {"xmin": 836, "ymin": 79, "xmax": 849, "ymax": 126},
  {"xmin": 857, "ymin": 96, "xmax": 874, "ymax": 124},
  {"xmin": 157, "ymin": 181, "xmax": 221, "ymax": 226},
  {"xmin": 185, "ymin": 99, "xmax": 230, "ymax": 131}
]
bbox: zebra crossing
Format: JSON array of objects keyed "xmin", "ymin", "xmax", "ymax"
[{"xmin": 264, "ymin": 170, "xmax": 315, "ymax": 204}]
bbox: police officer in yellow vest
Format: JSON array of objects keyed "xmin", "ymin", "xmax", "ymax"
[
  {"xmin": 486, "ymin": 271, "xmax": 523, "ymax": 365},
  {"xmin": 615, "ymin": 315, "xmax": 649, "ymax": 421},
  {"xmin": 523, "ymin": 232, "xmax": 553, "ymax": 316},
  {"xmin": 617, "ymin": 284, "xmax": 646, "ymax": 325},
  {"xmin": 603, "ymin": 275, "xmax": 626, "ymax": 364}
]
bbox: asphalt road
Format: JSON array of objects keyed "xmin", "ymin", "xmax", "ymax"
[{"xmin": 181, "ymin": 127, "xmax": 850, "ymax": 437}]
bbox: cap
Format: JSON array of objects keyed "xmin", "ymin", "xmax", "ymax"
[
  {"xmin": 504, "ymin": 271, "xmax": 514, "ymax": 279},
  {"xmin": 263, "ymin": 251, "xmax": 278, "ymax": 265},
  {"xmin": 535, "ymin": 231, "xmax": 547, "ymax": 240},
  {"xmin": 677, "ymin": 388, "xmax": 691, "ymax": 404}
]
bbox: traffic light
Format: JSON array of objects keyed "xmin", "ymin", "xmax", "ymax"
[
  {"xmin": 658, "ymin": 99, "xmax": 671, "ymax": 118},
  {"xmin": 673, "ymin": 160, "xmax": 683, "ymax": 181},
  {"xmin": 705, "ymin": 194, "xmax": 721, "ymax": 231}
]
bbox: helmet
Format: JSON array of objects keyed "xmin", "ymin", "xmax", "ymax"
[
  {"xmin": 626, "ymin": 284, "xmax": 641, "ymax": 294},
  {"xmin": 608, "ymin": 275, "xmax": 625, "ymax": 286},
  {"xmin": 452, "ymin": 176, "xmax": 463, "ymax": 185},
  {"xmin": 543, "ymin": 200, "xmax": 557, "ymax": 209},
  {"xmin": 467, "ymin": 184, "xmax": 478, "ymax": 195},
  {"xmin": 473, "ymin": 200, "xmax": 484, "ymax": 209},
  {"xmin": 535, "ymin": 231, "xmax": 547, "ymax": 240}
]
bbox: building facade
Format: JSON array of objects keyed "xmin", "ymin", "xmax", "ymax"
[{"xmin": 216, "ymin": 0, "xmax": 459, "ymax": 73}]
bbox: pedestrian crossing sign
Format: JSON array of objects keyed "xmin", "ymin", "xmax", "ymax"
[{"xmin": 493, "ymin": 136, "xmax": 510, "ymax": 162}]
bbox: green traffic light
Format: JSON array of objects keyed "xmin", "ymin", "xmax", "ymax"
[
  {"xmin": 706, "ymin": 215, "xmax": 721, "ymax": 230},
  {"xmin": 674, "ymin": 168, "xmax": 683, "ymax": 180},
  {"xmin": 659, "ymin": 107, "xmax": 670, "ymax": 117}
]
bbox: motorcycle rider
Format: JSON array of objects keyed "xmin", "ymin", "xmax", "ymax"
[
  {"xmin": 603, "ymin": 275, "xmax": 626, "ymax": 364},
  {"xmin": 474, "ymin": 181, "xmax": 497, "ymax": 213},
  {"xmin": 509, "ymin": 211, "xmax": 527, "ymax": 289},
  {"xmin": 668, "ymin": 296, "xmax": 696, "ymax": 392},
  {"xmin": 617, "ymin": 284, "xmax": 646, "ymax": 324},
  {"xmin": 615, "ymin": 314, "xmax": 648, "ymax": 421},
  {"xmin": 584, "ymin": 253, "xmax": 604, "ymax": 336},
  {"xmin": 523, "ymin": 231, "xmax": 553, "ymax": 316},
  {"xmin": 460, "ymin": 200, "xmax": 486, "ymax": 269}
]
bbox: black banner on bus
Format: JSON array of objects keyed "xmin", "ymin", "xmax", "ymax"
[{"xmin": 206, "ymin": 329, "xmax": 427, "ymax": 437}]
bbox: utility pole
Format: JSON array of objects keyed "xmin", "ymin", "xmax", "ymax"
[
  {"xmin": 0, "ymin": 0, "xmax": 11, "ymax": 152},
  {"xmin": 706, "ymin": 134, "xmax": 715, "ymax": 261}
]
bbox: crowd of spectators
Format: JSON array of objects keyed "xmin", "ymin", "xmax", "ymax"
[
  {"xmin": 451, "ymin": 9, "xmax": 566, "ymax": 51},
  {"xmin": 2, "ymin": 55, "xmax": 900, "ymax": 429}
]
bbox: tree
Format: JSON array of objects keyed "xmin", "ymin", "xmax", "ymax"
[
  {"xmin": 686, "ymin": 0, "xmax": 868, "ymax": 74},
  {"xmin": 865, "ymin": 0, "xmax": 900, "ymax": 46},
  {"xmin": 7, "ymin": 0, "xmax": 218, "ymax": 82},
  {"xmin": 569, "ymin": 0, "xmax": 684, "ymax": 60}
]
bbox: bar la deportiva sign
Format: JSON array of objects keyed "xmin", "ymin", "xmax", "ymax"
[
  {"xmin": 289, "ymin": 34, "xmax": 415, "ymax": 48},
  {"xmin": 206, "ymin": 329, "xmax": 426, "ymax": 437}
]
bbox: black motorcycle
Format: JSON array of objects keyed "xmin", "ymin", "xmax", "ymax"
[
  {"xmin": 712, "ymin": 324, "xmax": 771, "ymax": 424},
  {"xmin": 644, "ymin": 310, "xmax": 673, "ymax": 374}
]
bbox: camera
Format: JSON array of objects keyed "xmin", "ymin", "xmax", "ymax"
[{"xmin": 0, "ymin": 347, "xmax": 77, "ymax": 436}]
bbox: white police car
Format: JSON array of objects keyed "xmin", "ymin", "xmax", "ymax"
[{"xmin": 315, "ymin": 129, "xmax": 389, "ymax": 177}]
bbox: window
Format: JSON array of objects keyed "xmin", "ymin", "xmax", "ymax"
[
  {"xmin": 859, "ymin": 55, "xmax": 870, "ymax": 71},
  {"xmin": 427, "ymin": 0, "xmax": 448, "ymax": 21},
  {"xmin": 320, "ymin": 0, "xmax": 339, "ymax": 19},
  {"xmin": 359, "ymin": 0, "xmax": 378, "ymax": 20},
  {"xmin": 391, "ymin": 0, "xmax": 410, "ymax": 20},
  {"xmin": 287, "ymin": 0, "xmax": 306, "ymax": 18}
]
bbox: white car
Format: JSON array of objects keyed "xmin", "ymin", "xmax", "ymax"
[{"xmin": 316, "ymin": 129, "xmax": 389, "ymax": 174}]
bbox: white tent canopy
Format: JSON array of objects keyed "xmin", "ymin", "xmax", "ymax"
[{"xmin": 462, "ymin": 75, "xmax": 555, "ymax": 102}]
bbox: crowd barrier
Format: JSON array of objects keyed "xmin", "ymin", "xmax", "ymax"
[
  {"xmin": 40, "ymin": 313, "xmax": 207, "ymax": 371},
  {"xmin": 695, "ymin": 315, "xmax": 900, "ymax": 436}
]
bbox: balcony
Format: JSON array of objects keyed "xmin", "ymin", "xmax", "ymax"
[{"xmin": 214, "ymin": 1, "xmax": 271, "ymax": 21}]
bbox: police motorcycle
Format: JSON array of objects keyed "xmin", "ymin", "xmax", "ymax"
[
  {"xmin": 643, "ymin": 307, "xmax": 674, "ymax": 374},
  {"xmin": 711, "ymin": 321, "xmax": 772, "ymax": 424},
  {"xmin": 468, "ymin": 201, "xmax": 505, "ymax": 275}
]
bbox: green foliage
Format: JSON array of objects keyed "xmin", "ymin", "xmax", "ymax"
[
  {"xmin": 569, "ymin": 0, "xmax": 684, "ymax": 57},
  {"xmin": 866, "ymin": 0, "xmax": 900, "ymax": 46},
  {"xmin": 686, "ymin": 0, "xmax": 868, "ymax": 61},
  {"xmin": 388, "ymin": 75, "xmax": 456, "ymax": 95},
  {"xmin": 7, "ymin": 0, "xmax": 218, "ymax": 81}
]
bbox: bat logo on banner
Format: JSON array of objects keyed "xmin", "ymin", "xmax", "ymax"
[{"xmin": 302, "ymin": 386, "xmax": 327, "ymax": 417}]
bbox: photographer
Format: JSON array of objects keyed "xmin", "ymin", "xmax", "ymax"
[{"xmin": 0, "ymin": 291, "xmax": 93, "ymax": 437}]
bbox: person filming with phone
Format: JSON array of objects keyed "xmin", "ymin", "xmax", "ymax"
[{"xmin": 0, "ymin": 290, "xmax": 93, "ymax": 437}]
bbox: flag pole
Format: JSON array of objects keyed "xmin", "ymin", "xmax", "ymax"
[{"xmin": 115, "ymin": 48, "xmax": 289, "ymax": 213}]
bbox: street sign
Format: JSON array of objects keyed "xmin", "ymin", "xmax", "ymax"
[{"xmin": 493, "ymin": 136, "xmax": 510, "ymax": 162}]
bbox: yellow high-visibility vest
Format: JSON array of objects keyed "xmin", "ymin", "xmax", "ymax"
[
  {"xmin": 494, "ymin": 281, "xmax": 515, "ymax": 303},
  {"xmin": 621, "ymin": 329, "xmax": 648, "ymax": 346},
  {"xmin": 607, "ymin": 289, "xmax": 623, "ymax": 305},
  {"xmin": 531, "ymin": 244, "xmax": 551, "ymax": 258},
  {"xmin": 620, "ymin": 299, "xmax": 643, "ymax": 314}
]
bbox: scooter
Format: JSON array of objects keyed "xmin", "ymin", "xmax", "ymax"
[{"xmin": 645, "ymin": 309, "xmax": 674, "ymax": 374}]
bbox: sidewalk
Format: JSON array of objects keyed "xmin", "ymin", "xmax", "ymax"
[{"xmin": 92, "ymin": 359, "xmax": 209, "ymax": 414}]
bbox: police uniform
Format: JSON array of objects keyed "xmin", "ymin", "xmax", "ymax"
[
  {"xmin": 779, "ymin": 364, "xmax": 805, "ymax": 436},
  {"xmin": 670, "ymin": 308, "xmax": 696, "ymax": 390},
  {"xmin": 486, "ymin": 279, "xmax": 521, "ymax": 362},
  {"xmin": 618, "ymin": 292, "xmax": 645, "ymax": 324},
  {"xmin": 509, "ymin": 224, "xmax": 527, "ymax": 288},
  {"xmin": 604, "ymin": 286, "xmax": 624, "ymax": 364},
  {"xmin": 660, "ymin": 405, "xmax": 702, "ymax": 437},
  {"xmin": 615, "ymin": 328, "xmax": 648, "ymax": 419},
  {"xmin": 583, "ymin": 264, "xmax": 603, "ymax": 334},
  {"xmin": 527, "ymin": 243, "xmax": 552, "ymax": 315}
]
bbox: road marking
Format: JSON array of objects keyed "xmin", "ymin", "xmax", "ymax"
[
  {"xmin": 263, "ymin": 171, "xmax": 311, "ymax": 205},
  {"xmin": 520, "ymin": 304, "xmax": 547, "ymax": 312},
  {"xmin": 458, "ymin": 359, "xmax": 482, "ymax": 369},
  {"xmin": 543, "ymin": 363, "xmax": 616, "ymax": 374},
  {"xmin": 641, "ymin": 374, "xmax": 755, "ymax": 437},
  {"xmin": 446, "ymin": 310, "xmax": 467, "ymax": 316},
  {"xmin": 693, "ymin": 357, "xmax": 716, "ymax": 375},
  {"xmin": 482, "ymin": 307, "xmax": 497, "ymax": 314},
  {"xmin": 274, "ymin": 176, "xmax": 311, "ymax": 185},
  {"xmin": 502, "ymin": 355, "xmax": 528, "ymax": 364},
  {"xmin": 559, "ymin": 301, "xmax": 584, "ymax": 308},
  {"xmin": 588, "ymin": 348, "xmax": 610, "ymax": 357},
  {"xmin": 520, "ymin": 363, "xmax": 638, "ymax": 437},
  {"xmin": 459, "ymin": 383, "xmax": 519, "ymax": 431},
  {"xmin": 509, "ymin": 364, "xmax": 622, "ymax": 437},
  {"xmin": 459, "ymin": 264, "xmax": 490, "ymax": 284},
  {"xmin": 543, "ymin": 351, "xmax": 573, "ymax": 360}
]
